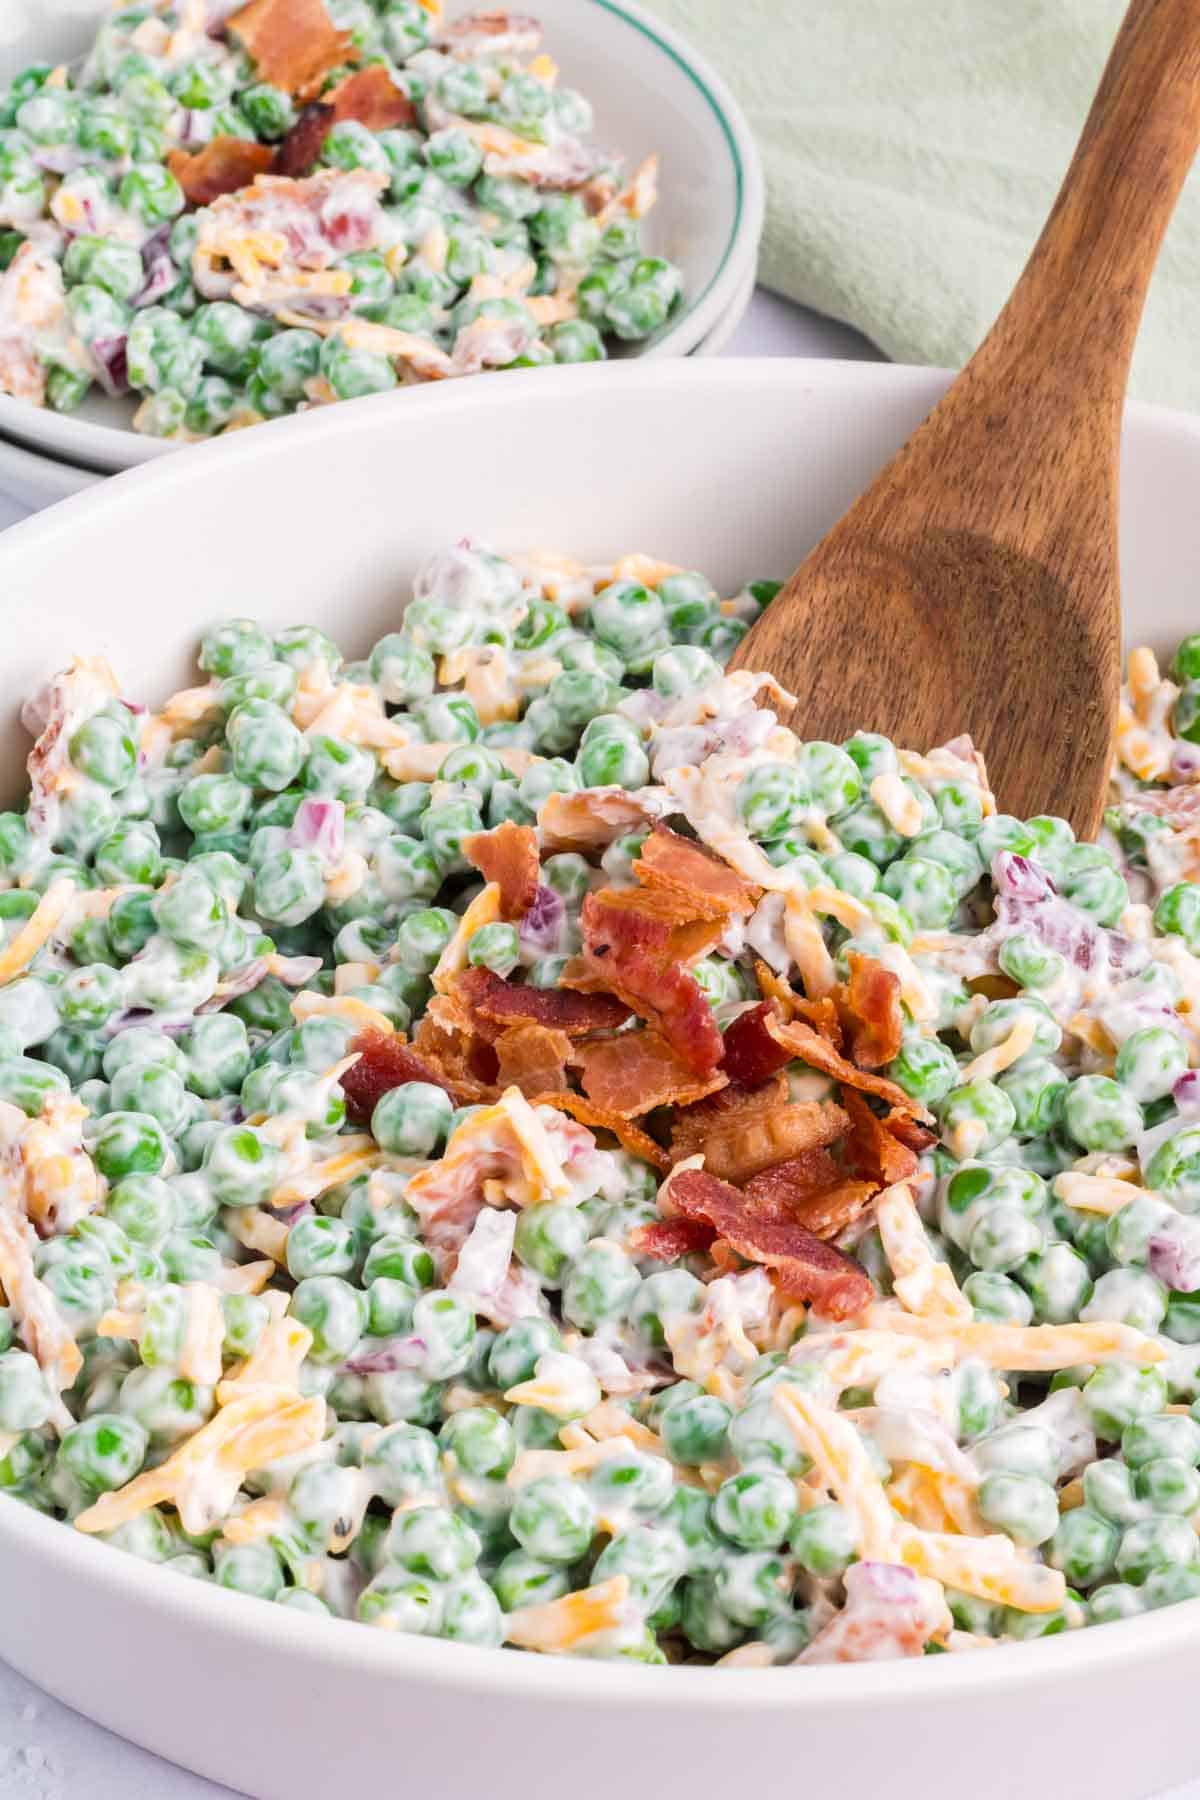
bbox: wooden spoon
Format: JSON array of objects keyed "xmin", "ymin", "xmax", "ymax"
[{"xmin": 731, "ymin": 0, "xmax": 1200, "ymax": 837}]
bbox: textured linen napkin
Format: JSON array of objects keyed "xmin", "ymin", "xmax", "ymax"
[{"xmin": 643, "ymin": 0, "xmax": 1200, "ymax": 409}]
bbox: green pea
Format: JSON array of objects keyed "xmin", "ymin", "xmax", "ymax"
[
  {"xmin": 440, "ymin": 1407, "xmax": 516, "ymax": 1480},
  {"xmin": 1019, "ymin": 1244, "xmax": 1093, "ymax": 1325},
  {"xmin": 939, "ymin": 1080, "xmax": 1017, "ymax": 1157},
  {"xmin": 488, "ymin": 1319, "xmax": 562, "ymax": 1391},
  {"xmin": 713, "ymin": 1469, "xmax": 798, "ymax": 1551},
  {"xmin": 790, "ymin": 1502, "xmax": 858, "ymax": 1575},
  {"xmin": 58, "ymin": 1412, "xmax": 148, "ymax": 1496},
  {"xmin": 1116, "ymin": 1515, "xmax": 1198, "ymax": 1585},
  {"xmin": 886, "ymin": 1033, "xmax": 959, "ymax": 1106},
  {"xmin": 1115, "ymin": 1026, "xmax": 1188, "ymax": 1104},
  {"xmin": 201, "ymin": 1125, "xmax": 281, "ymax": 1209},
  {"xmin": 290, "ymin": 1275, "xmax": 368, "ymax": 1364},
  {"xmin": 1081, "ymin": 1364, "xmax": 1169, "ymax": 1440}
]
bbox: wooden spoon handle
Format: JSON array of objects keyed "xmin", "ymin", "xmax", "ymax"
[{"xmin": 974, "ymin": 0, "xmax": 1200, "ymax": 413}]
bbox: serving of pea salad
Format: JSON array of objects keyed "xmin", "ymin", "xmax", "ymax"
[
  {"xmin": 0, "ymin": 0, "xmax": 682, "ymax": 439},
  {"xmin": 6, "ymin": 537, "xmax": 1200, "ymax": 1669}
]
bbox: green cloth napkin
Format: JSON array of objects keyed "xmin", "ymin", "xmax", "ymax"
[{"xmin": 643, "ymin": 0, "xmax": 1200, "ymax": 410}]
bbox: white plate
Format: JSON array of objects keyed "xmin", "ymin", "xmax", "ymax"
[
  {"xmin": 0, "ymin": 0, "xmax": 764, "ymax": 473},
  {"xmin": 0, "ymin": 359, "xmax": 1198, "ymax": 1800},
  {"xmin": 0, "ymin": 423, "xmax": 100, "ymax": 509},
  {"xmin": 692, "ymin": 257, "xmax": 756, "ymax": 357}
]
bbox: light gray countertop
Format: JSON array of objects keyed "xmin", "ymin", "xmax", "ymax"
[{"xmin": 0, "ymin": 288, "xmax": 1192, "ymax": 1800}]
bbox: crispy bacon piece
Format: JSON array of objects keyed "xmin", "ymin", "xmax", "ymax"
[
  {"xmin": 669, "ymin": 1080, "xmax": 849, "ymax": 1186},
  {"xmin": 276, "ymin": 66, "xmax": 417, "ymax": 178},
  {"xmin": 457, "ymin": 967, "xmax": 631, "ymax": 1038},
  {"xmin": 742, "ymin": 1147, "xmax": 840, "ymax": 1212},
  {"xmin": 411, "ymin": 999, "xmax": 499, "ymax": 1106},
  {"xmin": 578, "ymin": 891, "xmax": 723, "ymax": 1077},
  {"xmin": 463, "ymin": 822, "xmax": 541, "ymax": 922},
  {"xmin": 492, "ymin": 1023, "xmax": 571, "ymax": 1100},
  {"xmin": 167, "ymin": 138, "xmax": 276, "ymax": 205},
  {"xmin": 574, "ymin": 1030, "xmax": 726, "ymax": 1118},
  {"xmin": 721, "ymin": 1002, "xmax": 793, "ymax": 1088},
  {"xmin": 838, "ymin": 952, "xmax": 904, "ymax": 1071},
  {"xmin": 634, "ymin": 825, "xmax": 760, "ymax": 921},
  {"xmin": 227, "ymin": 0, "xmax": 355, "ymax": 97},
  {"xmin": 629, "ymin": 1217, "xmax": 715, "ymax": 1261},
  {"xmin": 326, "ymin": 64, "xmax": 416, "ymax": 128},
  {"xmin": 741, "ymin": 1148, "xmax": 877, "ymax": 1240},
  {"xmin": 886, "ymin": 1110, "xmax": 937, "ymax": 1154},
  {"xmin": 578, "ymin": 885, "xmax": 725, "ymax": 961},
  {"xmin": 274, "ymin": 104, "xmax": 334, "ymax": 179},
  {"xmin": 794, "ymin": 995, "xmax": 845, "ymax": 1050},
  {"xmin": 540, "ymin": 1093, "xmax": 670, "ymax": 1170},
  {"xmin": 842, "ymin": 1088, "xmax": 919, "ymax": 1186},
  {"xmin": 764, "ymin": 1013, "xmax": 929, "ymax": 1121},
  {"xmin": 753, "ymin": 960, "xmax": 844, "ymax": 1047},
  {"xmin": 538, "ymin": 788, "xmax": 662, "ymax": 854},
  {"xmin": 341, "ymin": 1027, "xmax": 455, "ymax": 1123},
  {"xmin": 665, "ymin": 1168, "xmax": 873, "ymax": 1321},
  {"xmin": 754, "ymin": 958, "xmax": 798, "ymax": 1016}
]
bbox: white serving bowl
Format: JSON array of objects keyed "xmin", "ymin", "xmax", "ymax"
[
  {"xmin": 1, "ymin": 359, "xmax": 1198, "ymax": 1800},
  {"xmin": 0, "ymin": 0, "xmax": 763, "ymax": 475}
]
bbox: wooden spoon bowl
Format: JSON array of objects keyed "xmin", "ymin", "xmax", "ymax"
[{"xmin": 732, "ymin": 0, "xmax": 1200, "ymax": 837}]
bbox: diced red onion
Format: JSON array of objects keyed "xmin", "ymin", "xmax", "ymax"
[
  {"xmin": 1149, "ymin": 1227, "xmax": 1200, "ymax": 1293},
  {"xmin": 91, "ymin": 336, "xmax": 129, "ymax": 396},
  {"xmin": 518, "ymin": 883, "xmax": 566, "ymax": 955},
  {"xmin": 343, "ymin": 1335, "xmax": 428, "ymax": 1375},
  {"xmin": 287, "ymin": 796, "xmax": 345, "ymax": 868}
]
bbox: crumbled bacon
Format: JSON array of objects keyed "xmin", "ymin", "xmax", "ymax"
[
  {"xmin": 573, "ymin": 1030, "xmax": 726, "ymax": 1118},
  {"xmin": 842, "ymin": 1088, "xmax": 920, "ymax": 1187},
  {"xmin": 456, "ymin": 967, "xmax": 631, "ymax": 1037},
  {"xmin": 629, "ymin": 1217, "xmax": 715, "ymax": 1261},
  {"xmin": 411, "ymin": 1000, "xmax": 499, "ymax": 1105},
  {"xmin": 540, "ymin": 1093, "xmax": 670, "ymax": 1170},
  {"xmin": 227, "ymin": 0, "xmax": 354, "ymax": 97},
  {"xmin": 277, "ymin": 65, "xmax": 417, "ymax": 176},
  {"xmin": 764, "ymin": 1012, "xmax": 929, "ymax": 1121},
  {"xmin": 669, "ymin": 1079, "xmax": 849, "ymax": 1186},
  {"xmin": 721, "ymin": 1002, "xmax": 793, "ymax": 1088},
  {"xmin": 537, "ymin": 788, "xmax": 662, "ymax": 854},
  {"xmin": 578, "ymin": 890, "xmax": 723, "ymax": 1077},
  {"xmin": 167, "ymin": 138, "xmax": 277, "ymax": 205},
  {"xmin": 463, "ymin": 822, "xmax": 541, "ymax": 922},
  {"xmin": 751, "ymin": 1163, "xmax": 879, "ymax": 1240},
  {"xmin": 341, "ymin": 1027, "xmax": 456, "ymax": 1123},
  {"xmin": 634, "ymin": 825, "xmax": 760, "ymax": 921},
  {"xmin": 886, "ymin": 1110, "xmax": 937, "ymax": 1154},
  {"xmin": 275, "ymin": 104, "xmax": 335, "ymax": 179},
  {"xmin": 664, "ymin": 1168, "xmax": 873, "ymax": 1320},
  {"xmin": 578, "ymin": 884, "xmax": 725, "ymax": 960},
  {"xmin": 492, "ymin": 1022, "xmax": 571, "ymax": 1100},
  {"xmin": 837, "ymin": 952, "xmax": 904, "ymax": 1070},
  {"xmin": 793, "ymin": 995, "xmax": 845, "ymax": 1050},
  {"xmin": 742, "ymin": 1147, "xmax": 841, "ymax": 1214}
]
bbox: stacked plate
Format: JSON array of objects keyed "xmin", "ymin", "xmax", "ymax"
[{"xmin": 0, "ymin": 0, "xmax": 763, "ymax": 511}]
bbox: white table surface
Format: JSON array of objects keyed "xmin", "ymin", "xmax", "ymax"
[{"xmin": 0, "ymin": 287, "xmax": 1193, "ymax": 1800}]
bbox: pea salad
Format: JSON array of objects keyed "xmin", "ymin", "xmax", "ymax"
[
  {"xmin": 5, "ymin": 541, "xmax": 1200, "ymax": 1668},
  {"xmin": 0, "ymin": 1, "xmax": 681, "ymax": 438}
]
